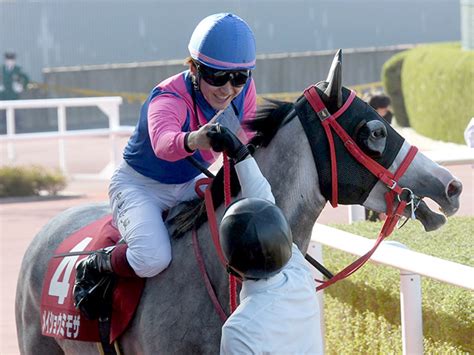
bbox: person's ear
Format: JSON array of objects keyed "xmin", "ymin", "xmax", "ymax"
[{"xmin": 189, "ymin": 62, "xmax": 198, "ymax": 75}]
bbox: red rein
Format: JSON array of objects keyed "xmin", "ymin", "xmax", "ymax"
[
  {"xmin": 223, "ymin": 154, "xmax": 238, "ymax": 313},
  {"xmin": 303, "ymin": 86, "xmax": 418, "ymax": 291},
  {"xmin": 194, "ymin": 153, "xmax": 238, "ymax": 321}
]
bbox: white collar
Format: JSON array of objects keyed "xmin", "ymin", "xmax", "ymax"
[{"xmin": 240, "ymin": 272, "xmax": 287, "ymax": 300}]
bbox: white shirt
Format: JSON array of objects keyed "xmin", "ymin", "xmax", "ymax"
[
  {"xmin": 220, "ymin": 244, "xmax": 323, "ymax": 355},
  {"xmin": 233, "ymin": 156, "xmax": 275, "ymax": 204},
  {"xmin": 221, "ymin": 158, "xmax": 323, "ymax": 354}
]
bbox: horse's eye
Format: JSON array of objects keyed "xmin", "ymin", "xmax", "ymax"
[{"xmin": 372, "ymin": 129, "xmax": 386, "ymax": 139}]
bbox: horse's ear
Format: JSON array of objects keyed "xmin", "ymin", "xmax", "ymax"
[{"xmin": 323, "ymin": 49, "xmax": 343, "ymax": 109}]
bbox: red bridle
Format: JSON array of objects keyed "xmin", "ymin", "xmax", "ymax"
[{"xmin": 303, "ymin": 86, "xmax": 418, "ymax": 290}]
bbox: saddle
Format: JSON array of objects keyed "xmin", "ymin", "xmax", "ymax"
[
  {"xmin": 40, "ymin": 215, "xmax": 144, "ymax": 344},
  {"xmin": 40, "ymin": 201, "xmax": 193, "ymax": 344}
]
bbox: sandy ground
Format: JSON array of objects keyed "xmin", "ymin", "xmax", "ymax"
[{"xmin": 0, "ymin": 129, "xmax": 473, "ymax": 354}]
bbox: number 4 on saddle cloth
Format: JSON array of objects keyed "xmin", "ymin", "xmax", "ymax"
[{"xmin": 40, "ymin": 215, "xmax": 145, "ymax": 343}]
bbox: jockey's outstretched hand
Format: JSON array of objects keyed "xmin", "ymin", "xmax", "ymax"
[
  {"xmin": 207, "ymin": 124, "xmax": 250, "ymax": 163},
  {"xmin": 186, "ymin": 122, "xmax": 216, "ymax": 151}
]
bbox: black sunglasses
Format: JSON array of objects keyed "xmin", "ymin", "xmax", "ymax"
[{"xmin": 196, "ymin": 63, "xmax": 251, "ymax": 87}]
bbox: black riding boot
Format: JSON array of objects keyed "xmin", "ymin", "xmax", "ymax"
[{"xmin": 73, "ymin": 246, "xmax": 116, "ymax": 320}]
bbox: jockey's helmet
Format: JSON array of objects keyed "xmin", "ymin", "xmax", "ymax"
[
  {"xmin": 219, "ymin": 197, "xmax": 292, "ymax": 280},
  {"xmin": 188, "ymin": 13, "xmax": 256, "ymax": 70}
]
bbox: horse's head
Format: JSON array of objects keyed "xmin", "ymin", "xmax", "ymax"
[
  {"xmin": 293, "ymin": 49, "xmax": 462, "ymax": 231},
  {"xmin": 248, "ymin": 50, "xmax": 461, "ymax": 238}
]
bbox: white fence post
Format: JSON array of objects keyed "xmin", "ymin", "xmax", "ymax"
[
  {"xmin": 400, "ymin": 270, "xmax": 424, "ymax": 355},
  {"xmin": 108, "ymin": 104, "xmax": 122, "ymax": 170},
  {"xmin": 384, "ymin": 240, "xmax": 424, "ymax": 354},
  {"xmin": 6, "ymin": 107, "xmax": 15, "ymax": 162},
  {"xmin": 97, "ymin": 101, "xmax": 123, "ymax": 178},
  {"xmin": 349, "ymin": 205, "xmax": 366, "ymax": 223},
  {"xmin": 57, "ymin": 105, "xmax": 67, "ymax": 174}
]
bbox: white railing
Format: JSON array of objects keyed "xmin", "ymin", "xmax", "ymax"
[
  {"xmin": 308, "ymin": 223, "xmax": 473, "ymax": 355},
  {"xmin": 0, "ymin": 97, "xmax": 128, "ymax": 175}
]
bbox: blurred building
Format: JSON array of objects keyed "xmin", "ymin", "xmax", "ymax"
[{"xmin": 0, "ymin": 0, "xmax": 461, "ymax": 82}]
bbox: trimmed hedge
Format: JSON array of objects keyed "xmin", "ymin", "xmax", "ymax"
[
  {"xmin": 323, "ymin": 217, "xmax": 473, "ymax": 354},
  {"xmin": 382, "ymin": 51, "xmax": 411, "ymax": 127},
  {"xmin": 0, "ymin": 165, "xmax": 67, "ymax": 197},
  {"xmin": 402, "ymin": 43, "xmax": 473, "ymax": 143}
]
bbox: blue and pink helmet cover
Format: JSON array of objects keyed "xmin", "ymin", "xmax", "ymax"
[{"xmin": 188, "ymin": 13, "xmax": 256, "ymax": 71}]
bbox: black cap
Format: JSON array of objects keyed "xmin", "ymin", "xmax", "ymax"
[
  {"xmin": 369, "ymin": 94, "xmax": 391, "ymax": 110},
  {"xmin": 219, "ymin": 197, "xmax": 293, "ymax": 280},
  {"xmin": 5, "ymin": 52, "xmax": 16, "ymax": 60}
]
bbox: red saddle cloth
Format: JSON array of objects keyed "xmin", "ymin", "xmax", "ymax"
[{"xmin": 40, "ymin": 215, "xmax": 145, "ymax": 343}]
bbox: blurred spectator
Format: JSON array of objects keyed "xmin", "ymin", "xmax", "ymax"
[
  {"xmin": 464, "ymin": 118, "xmax": 474, "ymax": 148},
  {"xmin": 0, "ymin": 52, "xmax": 30, "ymax": 100},
  {"xmin": 369, "ymin": 94, "xmax": 393, "ymax": 124}
]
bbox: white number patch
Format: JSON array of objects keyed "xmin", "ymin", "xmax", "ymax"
[{"xmin": 48, "ymin": 237, "xmax": 93, "ymax": 305}]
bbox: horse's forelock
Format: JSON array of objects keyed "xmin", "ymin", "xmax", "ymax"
[{"xmin": 247, "ymin": 99, "xmax": 294, "ymax": 148}]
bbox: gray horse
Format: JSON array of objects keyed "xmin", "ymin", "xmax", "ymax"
[{"xmin": 16, "ymin": 52, "xmax": 462, "ymax": 354}]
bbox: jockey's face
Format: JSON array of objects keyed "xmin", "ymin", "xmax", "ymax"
[
  {"xmin": 190, "ymin": 63, "xmax": 245, "ymax": 111},
  {"xmin": 200, "ymin": 79, "xmax": 244, "ymax": 111}
]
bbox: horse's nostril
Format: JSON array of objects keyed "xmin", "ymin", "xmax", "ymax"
[{"xmin": 447, "ymin": 180, "xmax": 463, "ymax": 198}]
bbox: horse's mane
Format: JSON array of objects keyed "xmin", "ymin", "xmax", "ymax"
[
  {"xmin": 168, "ymin": 99, "xmax": 295, "ymax": 239},
  {"xmin": 247, "ymin": 98, "xmax": 295, "ymax": 148}
]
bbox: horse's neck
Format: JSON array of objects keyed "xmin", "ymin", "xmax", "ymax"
[
  {"xmin": 254, "ymin": 118, "xmax": 326, "ymax": 253},
  {"xmin": 183, "ymin": 120, "xmax": 326, "ymax": 317}
]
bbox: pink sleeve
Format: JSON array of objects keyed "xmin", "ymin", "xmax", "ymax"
[
  {"xmin": 147, "ymin": 94, "xmax": 193, "ymax": 162},
  {"xmin": 241, "ymin": 79, "xmax": 257, "ymax": 142}
]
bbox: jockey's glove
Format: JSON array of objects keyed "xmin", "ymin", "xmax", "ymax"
[{"xmin": 207, "ymin": 124, "xmax": 250, "ymax": 163}]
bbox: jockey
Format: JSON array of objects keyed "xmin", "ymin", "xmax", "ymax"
[
  {"xmin": 73, "ymin": 13, "xmax": 257, "ymax": 312},
  {"xmin": 216, "ymin": 130, "xmax": 324, "ymax": 354}
]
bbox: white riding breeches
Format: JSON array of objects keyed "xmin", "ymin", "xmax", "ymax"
[{"xmin": 109, "ymin": 162, "xmax": 205, "ymax": 277}]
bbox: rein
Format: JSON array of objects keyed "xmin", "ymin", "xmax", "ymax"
[
  {"xmin": 302, "ymin": 86, "xmax": 418, "ymax": 291},
  {"xmin": 223, "ymin": 154, "xmax": 239, "ymax": 313},
  {"xmin": 192, "ymin": 153, "xmax": 238, "ymax": 322},
  {"xmin": 189, "ymin": 82, "xmax": 236, "ymax": 321},
  {"xmin": 192, "ymin": 178, "xmax": 228, "ymax": 322}
]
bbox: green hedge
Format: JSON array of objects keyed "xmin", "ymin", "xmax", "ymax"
[
  {"xmin": 323, "ymin": 217, "xmax": 473, "ymax": 354},
  {"xmin": 401, "ymin": 43, "xmax": 473, "ymax": 143},
  {"xmin": 382, "ymin": 51, "xmax": 411, "ymax": 127},
  {"xmin": 0, "ymin": 165, "xmax": 67, "ymax": 197}
]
